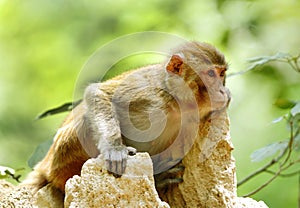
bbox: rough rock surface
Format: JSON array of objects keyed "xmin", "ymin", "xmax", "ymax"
[
  {"xmin": 234, "ymin": 197, "xmax": 269, "ymax": 208},
  {"xmin": 158, "ymin": 112, "xmax": 234, "ymax": 207},
  {"xmin": 0, "ymin": 112, "xmax": 269, "ymax": 208},
  {"xmin": 64, "ymin": 153, "xmax": 169, "ymax": 208},
  {"xmin": 0, "ymin": 180, "xmax": 33, "ymax": 208},
  {"xmin": 0, "ymin": 179, "xmax": 15, "ymax": 197},
  {"xmin": 33, "ymin": 183, "xmax": 64, "ymax": 208},
  {"xmin": 156, "ymin": 111, "xmax": 268, "ymax": 208}
]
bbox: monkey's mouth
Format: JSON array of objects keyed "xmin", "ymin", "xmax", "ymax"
[
  {"xmin": 209, "ymin": 87, "xmax": 231, "ymax": 110},
  {"xmin": 210, "ymin": 100, "xmax": 230, "ymax": 116}
]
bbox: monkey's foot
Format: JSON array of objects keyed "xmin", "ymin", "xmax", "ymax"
[{"xmin": 154, "ymin": 165, "xmax": 184, "ymax": 189}]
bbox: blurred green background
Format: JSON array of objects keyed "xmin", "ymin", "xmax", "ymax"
[{"xmin": 0, "ymin": 0, "xmax": 300, "ymax": 207}]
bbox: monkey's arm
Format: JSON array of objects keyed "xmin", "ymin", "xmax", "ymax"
[{"xmin": 84, "ymin": 83, "xmax": 136, "ymax": 175}]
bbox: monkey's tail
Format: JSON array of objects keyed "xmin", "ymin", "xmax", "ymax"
[{"xmin": 21, "ymin": 169, "xmax": 49, "ymax": 194}]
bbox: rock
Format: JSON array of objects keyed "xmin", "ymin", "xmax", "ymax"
[
  {"xmin": 33, "ymin": 184, "xmax": 64, "ymax": 208},
  {"xmin": 0, "ymin": 180, "xmax": 15, "ymax": 198},
  {"xmin": 234, "ymin": 197, "xmax": 269, "ymax": 208},
  {"xmin": 64, "ymin": 153, "xmax": 169, "ymax": 208},
  {"xmin": 0, "ymin": 112, "xmax": 269, "ymax": 208},
  {"xmin": 157, "ymin": 111, "xmax": 268, "ymax": 208},
  {"xmin": 0, "ymin": 180, "xmax": 33, "ymax": 208}
]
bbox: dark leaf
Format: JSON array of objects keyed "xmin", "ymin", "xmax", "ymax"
[
  {"xmin": 251, "ymin": 141, "xmax": 288, "ymax": 162},
  {"xmin": 36, "ymin": 100, "xmax": 82, "ymax": 119},
  {"xmin": 274, "ymin": 99, "xmax": 296, "ymax": 109},
  {"xmin": 228, "ymin": 52, "xmax": 291, "ymax": 77},
  {"xmin": 28, "ymin": 139, "xmax": 53, "ymax": 168},
  {"xmin": 0, "ymin": 166, "xmax": 15, "ymax": 179}
]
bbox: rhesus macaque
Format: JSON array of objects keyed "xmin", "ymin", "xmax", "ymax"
[{"xmin": 22, "ymin": 41, "xmax": 230, "ymax": 194}]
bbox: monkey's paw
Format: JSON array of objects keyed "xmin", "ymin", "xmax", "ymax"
[
  {"xmin": 103, "ymin": 145, "xmax": 136, "ymax": 176},
  {"xmin": 154, "ymin": 165, "xmax": 185, "ymax": 189}
]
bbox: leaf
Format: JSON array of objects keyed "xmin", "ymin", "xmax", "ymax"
[
  {"xmin": 251, "ymin": 141, "xmax": 288, "ymax": 162},
  {"xmin": 0, "ymin": 166, "xmax": 15, "ymax": 179},
  {"xmin": 293, "ymin": 133, "xmax": 300, "ymax": 151},
  {"xmin": 247, "ymin": 52, "xmax": 290, "ymax": 69},
  {"xmin": 28, "ymin": 139, "xmax": 53, "ymax": 168},
  {"xmin": 274, "ymin": 99, "xmax": 296, "ymax": 109},
  {"xmin": 228, "ymin": 52, "xmax": 291, "ymax": 77},
  {"xmin": 36, "ymin": 100, "xmax": 82, "ymax": 119},
  {"xmin": 246, "ymin": 52, "xmax": 290, "ymax": 71},
  {"xmin": 291, "ymin": 102, "xmax": 300, "ymax": 116},
  {"xmin": 271, "ymin": 116, "xmax": 285, "ymax": 124}
]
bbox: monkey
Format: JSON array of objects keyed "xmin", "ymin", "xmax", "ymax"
[{"xmin": 22, "ymin": 41, "xmax": 230, "ymax": 195}]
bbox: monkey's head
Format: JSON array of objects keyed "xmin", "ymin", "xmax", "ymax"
[{"xmin": 165, "ymin": 41, "xmax": 231, "ymax": 117}]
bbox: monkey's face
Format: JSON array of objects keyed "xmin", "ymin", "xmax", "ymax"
[
  {"xmin": 165, "ymin": 54, "xmax": 230, "ymax": 118},
  {"xmin": 195, "ymin": 65, "xmax": 231, "ymax": 116}
]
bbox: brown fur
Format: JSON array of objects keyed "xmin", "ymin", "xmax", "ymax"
[{"xmin": 22, "ymin": 41, "xmax": 230, "ymax": 195}]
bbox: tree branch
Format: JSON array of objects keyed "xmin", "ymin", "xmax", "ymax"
[
  {"xmin": 243, "ymin": 159, "xmax": 300, "ymax": 197},
  {"xmin": 238, "ymin": 119, "xmax": 295, "ymax": 188}
]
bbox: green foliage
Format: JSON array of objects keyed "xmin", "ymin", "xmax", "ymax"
[
  {"xmin": 291, "ymin": 102, "xmax": 300, "ymax": 117},
  {"xmin": 229, "ymin": 52, "xmax": 300, "ymax": 77},
  {"xmin": 247, "ymin": 53, "xmax": 291, "ymax": 71},
  {"xmin": 37, "ymin": 100, "xmax": 81, "ymax": 119},
  {"xmin": 1, "ymin": 0, "xmax": 300, "ymax": 207},
  {"xmin": 238, "ymin": 54, "xmax": 300, "ymax": 198},
  {"xmin": 250, "ymin": 99, "xmax": 300, "ymax": 162},
  {"xmin": 28, "ymin": 139, "xmax": 53, "ymax": 169},
  {"xmin": 251, "ymin": 141, "xmax": 288, "ymax": 163},
  {"xmin": 274, "ymin": 98, "xmax": 296, "ymax": 109},
  {"xmin": 0, "ymin": 166, "xmax": 22, "ymax": 182},
  {"xmin": 0, "ymin": 166, "xmax": 15, "ymax": 179}
]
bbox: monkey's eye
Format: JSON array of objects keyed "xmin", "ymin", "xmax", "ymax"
[
  {"xmin": 220, "ymin": 70, "xmax": 225, "ymax": 77},
  {"xmin": 207, "ymin": 69, "xmax": 216, "ymax": 77}
]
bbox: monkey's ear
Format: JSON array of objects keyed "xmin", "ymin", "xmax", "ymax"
[{"xmin": 166, "ymin": 54, "xmax": 184, "ymax": 75}]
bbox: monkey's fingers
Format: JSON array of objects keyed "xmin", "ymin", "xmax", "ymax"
[
  {"xmin": 104, "ymin": 146, "xmax": 129, "ymax": 176},
  {"xmin": 127, "ymin": 146, "xmax": 137, "ymax": 156}
]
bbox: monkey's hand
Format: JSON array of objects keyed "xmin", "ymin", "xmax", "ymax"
[{"xmin": 103, "ymin": 145, "xmax": 136, "ymax": 176}]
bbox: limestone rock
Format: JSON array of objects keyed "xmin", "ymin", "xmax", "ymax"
[
  {"xmin": 157, "ymin": 111, "xmax": 268, "ymax": 208},
  {"xmin": 0, "ymin": 180, "xmax": 33, "ymax": 208},
  {"xmin": 0, "ymin": 180, "xmax": 15, "ymax": 198},
  {"xmin": 33, "ymin": 184, "xmax": 64, "ymax": 208},
  {"xmin": 234, "ymin": 197, "xmax": 268, "ymax": 208},
  {"xmin": 0, "ymin": 112, "xmax": 269, "ymax": 208},
  {"xmin": 64, "ymin": 153, "xmax": 169, "ymax": 208}
]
